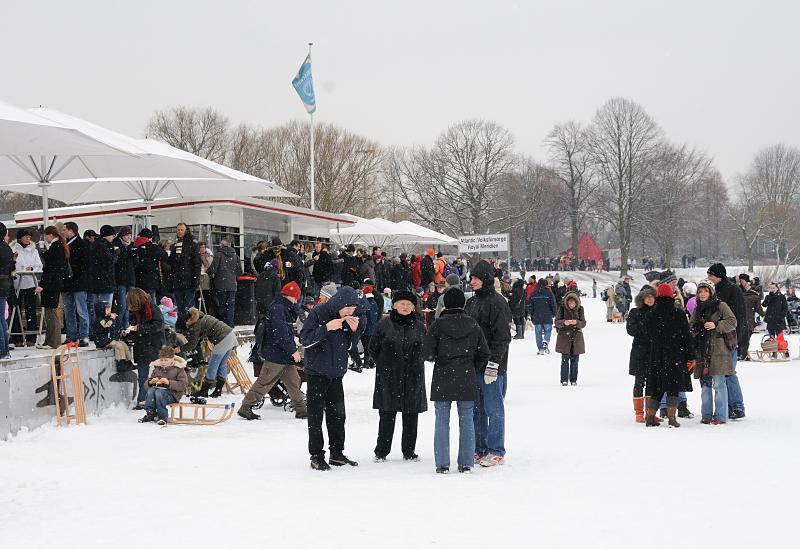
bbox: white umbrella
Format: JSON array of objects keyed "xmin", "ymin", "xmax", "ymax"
[
  {"xmin": 395, "ymin": 220, "xmax": 458, "ymax": 245},
  {"xmin": 330, "ymin": 217, "xmax": 424, "ymax": 247},
  {"xmin": 1, "ymin": 109, "xmax": 297, "ymax": 226},
  {"xmin": 0, "ymin": 99, "xmax": 140, "ymax": 225}
]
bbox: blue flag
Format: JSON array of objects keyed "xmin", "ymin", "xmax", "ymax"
[{"xmin": 292, "ymin": 54, "xmax": 316, "ymax": 114}]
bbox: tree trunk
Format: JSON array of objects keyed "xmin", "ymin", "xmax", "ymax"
[
  {"xmin": 571, "ymin": 212, "xmax": 579, "ymax": 260},
  {"xmin": 747, "ymin": 244, "xmax": 754, "ymax": 271}
]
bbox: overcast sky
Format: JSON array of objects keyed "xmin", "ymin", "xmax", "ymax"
[{"xmin": 3, "ymin": 0, "xmax": 798, "ymax": 183}]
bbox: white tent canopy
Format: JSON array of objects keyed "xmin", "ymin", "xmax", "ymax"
[
  {"xmin": 395, "ymin": 220, "xmax": 458, "ymax": 244},
  {"xmin": 330, "ymin": 217, "xmax": 458, "ymax": 247}
]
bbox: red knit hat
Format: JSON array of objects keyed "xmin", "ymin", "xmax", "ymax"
[
  {"xmin": 281, "ymin": 281, "xmax": 302, "ymax": 300},
  {"xmin": 656, "ymin": 283, "xmax": 673, "ymax": 298},
  {"xmin": 363, "ymin": 284, "xmax": 374, "ymax": 295}
]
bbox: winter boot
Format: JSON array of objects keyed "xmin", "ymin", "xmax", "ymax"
[
  {"xmin": 667, "ymin": 407, "xmax": 680, "ymax": 428},
  {"xmin": 294, "ymin": 408, "xmax": 308, "ymax": 419},
  {"xmin": 138, "ymin": 410, "xmax": 157, "ymax": 423},
  {"xmin": 645, "ymin": 400, "xmax": 660, "ymax": 427},
  {"xmin": 677, "ymin": 400, "xmax": 694, "ymax": 419},
  {"xmin": 310, "ymin": 454, "xmax": 331, "ymax": 471},
  {"xmin": 329, "ymin": 453, "xmax": 359, "ymax": 467},
  {"xmin": 633, "ymin": 397, "xmax": 645, "ymax": 423},
  {"xmin": 542, "ymin": 341, "xmax": 550, "ymax": 354},
  {"xmin": 209, "ymin": 377, "xmax": 226, "ymax": 398},
  {"xmin": 192, "ymin": 379, "xmax": 213, "ymax": 398},
  {"xmin": 237, "ymin": 405, "xmax": 261, "ymax": 420},
  {"xmin": 513, "ymin": 323, "xmax": 524, "ymax": 339}
]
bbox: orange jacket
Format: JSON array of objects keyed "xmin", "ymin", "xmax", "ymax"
[{"xmin": 434, "ymin": 257, "xmax": 446, "ymax": 284}]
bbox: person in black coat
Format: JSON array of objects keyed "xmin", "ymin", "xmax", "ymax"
[
  {"xmin": 626, "ymin": 286, "xmax": 656, "ymax": 423},
  {"xmin": 255, "ymin": 259, "xmax": 282, "ymax": 316},
  {"xmin": 311, "ymin": 242, "xmax": 333, "ymax": 296},
  {"xmin": 88, "ymin": 225, "xmax": 118, "ymax": 339},
  {"xmin": 62, "ymin": 222, "xmax": 91, "ymax": 345},
  {"xmin": 113, "ymin": 227, "xmax": 137, "ymax": 330},
  {"xmin": 509, "ymin": 278, "xmax": 526, "ymax": 339},
  {"xmin": 283, "ymin": 240, "xmax": 306, "ymax": 287},
  {"xmin": 423, "ymin": 287, "xmax": 490, "ymax": 473},
  {"xmin": 133, "ymin": 229, "xmax": 163, "ymax": 306},
  {"xmin": 37, "ymin": 226, "xmax": 68, "ymax": 349},
  {"xmin": 762, "ymin": 282, "xmax": 788, "ymax": 337},
  {"xmin": 340, "ymin": 245, "xmax": 359, "ymax": 287},
  {"xmin": 420, "ymin": 252, "xmax": 435, "ymax": 288},
  {"xmin": 643, "ymin": 284, "xmax": 694, "ymax": 427},
  {"xmin": 369, "ymin": 290, "xmax": 427, "ymax": 462},
  {"xmin": 125, "ymin": 288, "xmax": 166, "ymax": 408},
  {"xmin": 464, "ymin": 259, "xmax": 512, "ymax": 465},
  {"xmin": 706, "ymin": 262, "xmax": 746, "ymax": 418},
  {"xmin": 169, "ymin": 223, "xmax": 201, "ymax": 312},
  {"xmin": 0, "ymin": 222, "xmax": 14, "ymax": 358}
]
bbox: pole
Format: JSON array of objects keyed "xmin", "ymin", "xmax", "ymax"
[
  {"xmin": 40, "ymin": 181, "xmax": 50, "ymax": 229},
  {"xmin": 308, "ymin": 42, "xmax": 316, "ymax": 211}
]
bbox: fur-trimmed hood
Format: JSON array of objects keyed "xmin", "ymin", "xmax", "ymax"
[{"xmin": 148, "ymin": 355, "xmax": 187, "ymax": 369}]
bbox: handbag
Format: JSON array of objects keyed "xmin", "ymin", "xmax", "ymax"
[{"xmin": 761, "ymin": 335, "xmax": 778, "ymax": 352}]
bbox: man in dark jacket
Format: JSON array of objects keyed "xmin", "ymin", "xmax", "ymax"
[
  {"xmin": 255, "ymin": 259, "xmax": 282, "ymax": 316},
  {"xmin": 707, "ymin": 263, "xmax": 746, "ymax": 419},
  {"xmin": 88, "ymin": 225, "xmax": 118, "ymax": 340},
  {"xmin": 283, "ymin": 240, "xmax": 306, "ymax": 287},
  {"xmin": 207, "ymin": 239, "xmax": 242, "ymax": 328},
  {"xmin": 509, "ymin": 279, "xmax": 526, "ymax": 339},
  {"xmin": 238, "ymin": 282, "xmax": 308, "ymax": 420},
  {"xmin": 340, "ymin": 244, "xmax": 359, "ymax": 287},
  {"xmin": 0, "ymin": 222, "xmax": 15, "ymax": 358},
  {"xmin": 464, "ymin": 259, "xmax": 512, "ymax": 467},
  {"xmin": 169, "ymin": 223, "xmax": 201, "ymax": 312},
  {"xmin": 311, "ymin": 241, "xmax": 333, "ymax": 297},
  {"xmin": 133, "ymin": 228, "xmax": 163, "ymax": 307},
  {"xmin": 300, "ymin": 285, "xmax": 365, "ymax": 470},
  {"xmin": 113, "ymin": 226, "xmax": 136, "ymax": 330},
  {"xmin": 62, "ymin": 222, "xmax": 91, "ymax": 346},
  {"xmin": 529, "ymin": 278, "xmax": 557, "ymax": 354},
  {"xmin": 420, "ymin": 250, "xmax": 435, "ymax": 288}
]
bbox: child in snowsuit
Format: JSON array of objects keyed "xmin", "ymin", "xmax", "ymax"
[
  {"xmin": 554, "ymin": 291, "xmax": 586, "ymax": 385},
  {"xmin": 138, "ymin": 346, "xmax": 188, "ymax": 426}
]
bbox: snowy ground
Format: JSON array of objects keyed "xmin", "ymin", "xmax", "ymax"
[{"xmin": 1, "ymin": 292, "xmax": 798, "ymax": 548}]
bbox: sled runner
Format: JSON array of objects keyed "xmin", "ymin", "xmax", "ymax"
[
  {"xmin": 748, "ymin": 349, "xmax": 790, "ymax": 362},
  {"xmin": 168, "ymin": 402, "xmax": 235, "ymax": 425},
  {"xmin": 224, "ymin": 352, "xmax": 253, "ymax": 395},
  {"xmin": 50, "ymin": 342, "xmax": 87, "ymax": 426}
]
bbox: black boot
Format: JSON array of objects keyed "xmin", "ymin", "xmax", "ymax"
[
  {"xmin": 138, "ymin": 410, "xmax": 156, "ymax": 423},
  {"xmin": 677, "ymin": 400, "xmax": 694, "ymax": 419},
  {"xmin": 192, "ymin": 379, "xmax": 213, "ymax": 398},
  {"xmin": 310, "ymin": 454, "xmax": 331, "ymax": 471},
  {"xmin": 237, "ymin": 404, "xmax": 260, "ymax": 420},
  {"xmin": 209, "ymin": 377, "xmax": 226, "ymax": 398},
  {"xmin": 513, "ymin": 323, "xmax": 524, "ymax": 339},
  {"xmin": 329, "ymin": 453, "xmax": 359, "ymax": 467}
]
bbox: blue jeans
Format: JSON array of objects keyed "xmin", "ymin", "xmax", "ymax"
[
  {"xmin": 701, "ymin": 375, "xmax": 728, "ymax": 422},
  {"xmin": 87, "ymin": 292, "xmax": 114, "ymax": 338},
  {"xmin": 560, "ymin": 354, "xmax": 579, "ymax": 383},
  {"xmin": 63, "ymin": 291, "xmax": 89, "ymax": 341},
  {"xmin": 0, "ymin": 297, "xmax": 8, "ymax": 356},
  {"xmin": 434, "ymin": 401, "xmax": 475, "ymax": 469},
  {"xmin": 173, "ymin": 288, "xmax": 196, "ymax": 313},
  {"xmin": 534, "ymin": 323, "xmax": 552, "ymax": 351},
  {"xmin": 115, "ymin": 286, "xmax": 132, "ymax": 330},
  {"xmin": 206, "ymin": 347, "xmax": 233, "ymax": 381},
  {"xmin": 474, "ymin": 372, "xmax": 506, "ymax": 457},
  {"xmin": 726, "ymin": 349, "xmax": 745, "ymax": 413},
  {"xmin": 137, "ymin": 363, "xmax": 150, "ymax": 404},
  {"xmin": 659, "ymin": 391, "xmax": 688, "ymax": 408},
  {"xmin": 214, "ymin": 289, "xmax": 236, "ymax": 327},
  {"xmin": 144, "ymin": 387, "xmax": 176, "ymax": 420}
]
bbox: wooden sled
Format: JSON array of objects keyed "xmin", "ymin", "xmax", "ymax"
[
  {"xmin": 225, "ymin": 352, "xmax": 253, "ymax": 395},
  {"xmin": 748, "ymin": 349, "xmax": 790, "ymax": 362},
  {"xmin": 168, "ymin": 402, "xmax": 235, "ymax": 425},
  {"xmin": 50, "ymin": 342, "xmax": 87, "ymax": 426}
]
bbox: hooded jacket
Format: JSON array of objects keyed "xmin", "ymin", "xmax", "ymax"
[
  {"xmin": 146, "ymin": 356, "xmax": 189, "ymax": 403},
  {"xmin": 509, "ymin": 279, "xmax": 526, "ymax": 319},
  {"xmin": 369, "ymin": 309, "xmax": 428, "ymax": 412},
  {"xmin": 626, "ymin": 288, "xmax": 655, "ymax": 377},
  {"xmin": 423, "ymin": 308, "xmax": 490, "ymax": 401},
  {"xmin": 300, "ymin": 286, "xmax": 366, "ymax": 379},
  {"xmin": 554, "ymin": 291, "xmax": 587, "ymax": 355},
  {"xmin": 762, "ymin": 291, "xmax": 788, "ymax": 333},
  {"xmin": 10, "ymin": 241, "xmax": 42, "ymax": 290},
  {"xmin": 207, "ymin": 244, "xmax": 242, "ymax": 292},
  {"xmin": 464, "ymin": 260, "xmax": 512, "ymax": 374},
  {"xmin": 529, "ymin": 283, "xmax": 558, "ymax": 325},
  {"xmin": 179, "ymin": 308, "xmax": 233, "ymax": 353},
  {"xmin": 260, "ymin": 294, "xmax": 299, "ymax": 365}
]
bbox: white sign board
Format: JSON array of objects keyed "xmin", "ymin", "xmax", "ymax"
[
  {"xmin": 607, "ymin": 248, "xmax": 622, "ymax": 268},
  {"xmin": 458, "ymin": 233, "xmax": 509, "ymax": 254}
]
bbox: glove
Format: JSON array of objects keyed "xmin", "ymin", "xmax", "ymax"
[
  {"xmin": 686, "ymin": 360, "xmax": 695, "ymax": 372},
  {"xmin": 484, "ymin": 361, "xmax": 499, "ymax": 384}
]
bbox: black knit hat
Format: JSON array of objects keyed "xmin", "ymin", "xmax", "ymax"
[
  {"xmin": 16, "ymin": 228, "xmax": 32, "ymax": 239},
  {"xmin": 100, "ymin": 225, "xmax": 115, "ymax": 237},
  {"xmin": 707, "ymin": 263, "xmax": 727, "ymax": 279},
  {"xmin": 392, "ymin": 290, "xmax": 417, "ymax": 306},
  {"xmin": 443, "ymin": 287, "xmax": 466, "ymax": 309},
  {"xmin": 138, "ymin": 228, "xmax": 153, "ymax": 239},
  {"xmin": 738, "ymin": 273, "xmax": 751, "ymax": 283}
]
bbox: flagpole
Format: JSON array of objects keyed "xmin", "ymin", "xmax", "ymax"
[{"xmin": 308, "ymin": 42, "xmax": 315, "ymax": 211}]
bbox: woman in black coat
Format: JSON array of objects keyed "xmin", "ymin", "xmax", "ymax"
[
  {"xmin": 37, "ymin": 226, "xmax": 69, "ymax": 349},
  {"xmin": 626, "ymin": 286, "xmax": 655, "ymax": 423},
  {"xmin": 762, "ymin": 282, "xmax": 788, "ymax": 337},
  {"xmin": 509, "ymin": 278, "xmax": 526, "ymax": 339},
  {"xmin": 369, "ymin": 290, "xmax": 427, "ymax": 461},
  {"xmin": 125, "ymin": 288, "xmax": 165, "ymax": 408},
  {"xmin": 643, "ymin": 284, "xmax": 694, "ymax": 427}
]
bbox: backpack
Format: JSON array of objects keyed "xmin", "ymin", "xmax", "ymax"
[
  {"xmin": 250, "ymin": 314, "xmax": 272, "ymax": 363},
  {"xmin": 601, "ymin": 289, "xmax": 608, "ymax": 302},
  {"xmin": 442, "ymin": 260, "xmax": 454, "ymax": 278}
]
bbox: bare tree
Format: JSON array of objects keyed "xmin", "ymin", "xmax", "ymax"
[
  {"xmin": 587, "ymin": 98, "xmax": 662, "ymax": 275},
  {"xmin": 146, "ymin": 106, "xmax": 230, "ymax": 163},
  {"xmin": 545, "ymin": 121, "xmax": 597, "ymax": 258}
]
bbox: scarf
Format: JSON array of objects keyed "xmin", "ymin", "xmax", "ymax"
[
  {"xmin": 132, "ymin": 302, "xmax": 153, "ymax": 326},
  {"xmin": 693, "ymin": 297, "xmax": 719, "ymax": 363}
]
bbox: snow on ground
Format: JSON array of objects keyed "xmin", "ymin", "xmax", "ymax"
[{"xmin": 1, "ymin": 295, "xmax": 798, "ymax": 548}]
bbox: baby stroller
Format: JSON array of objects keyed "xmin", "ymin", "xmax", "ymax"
[{"xmin": 787, "ymin": 300, "xmax": 800, "ymax": 334}]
